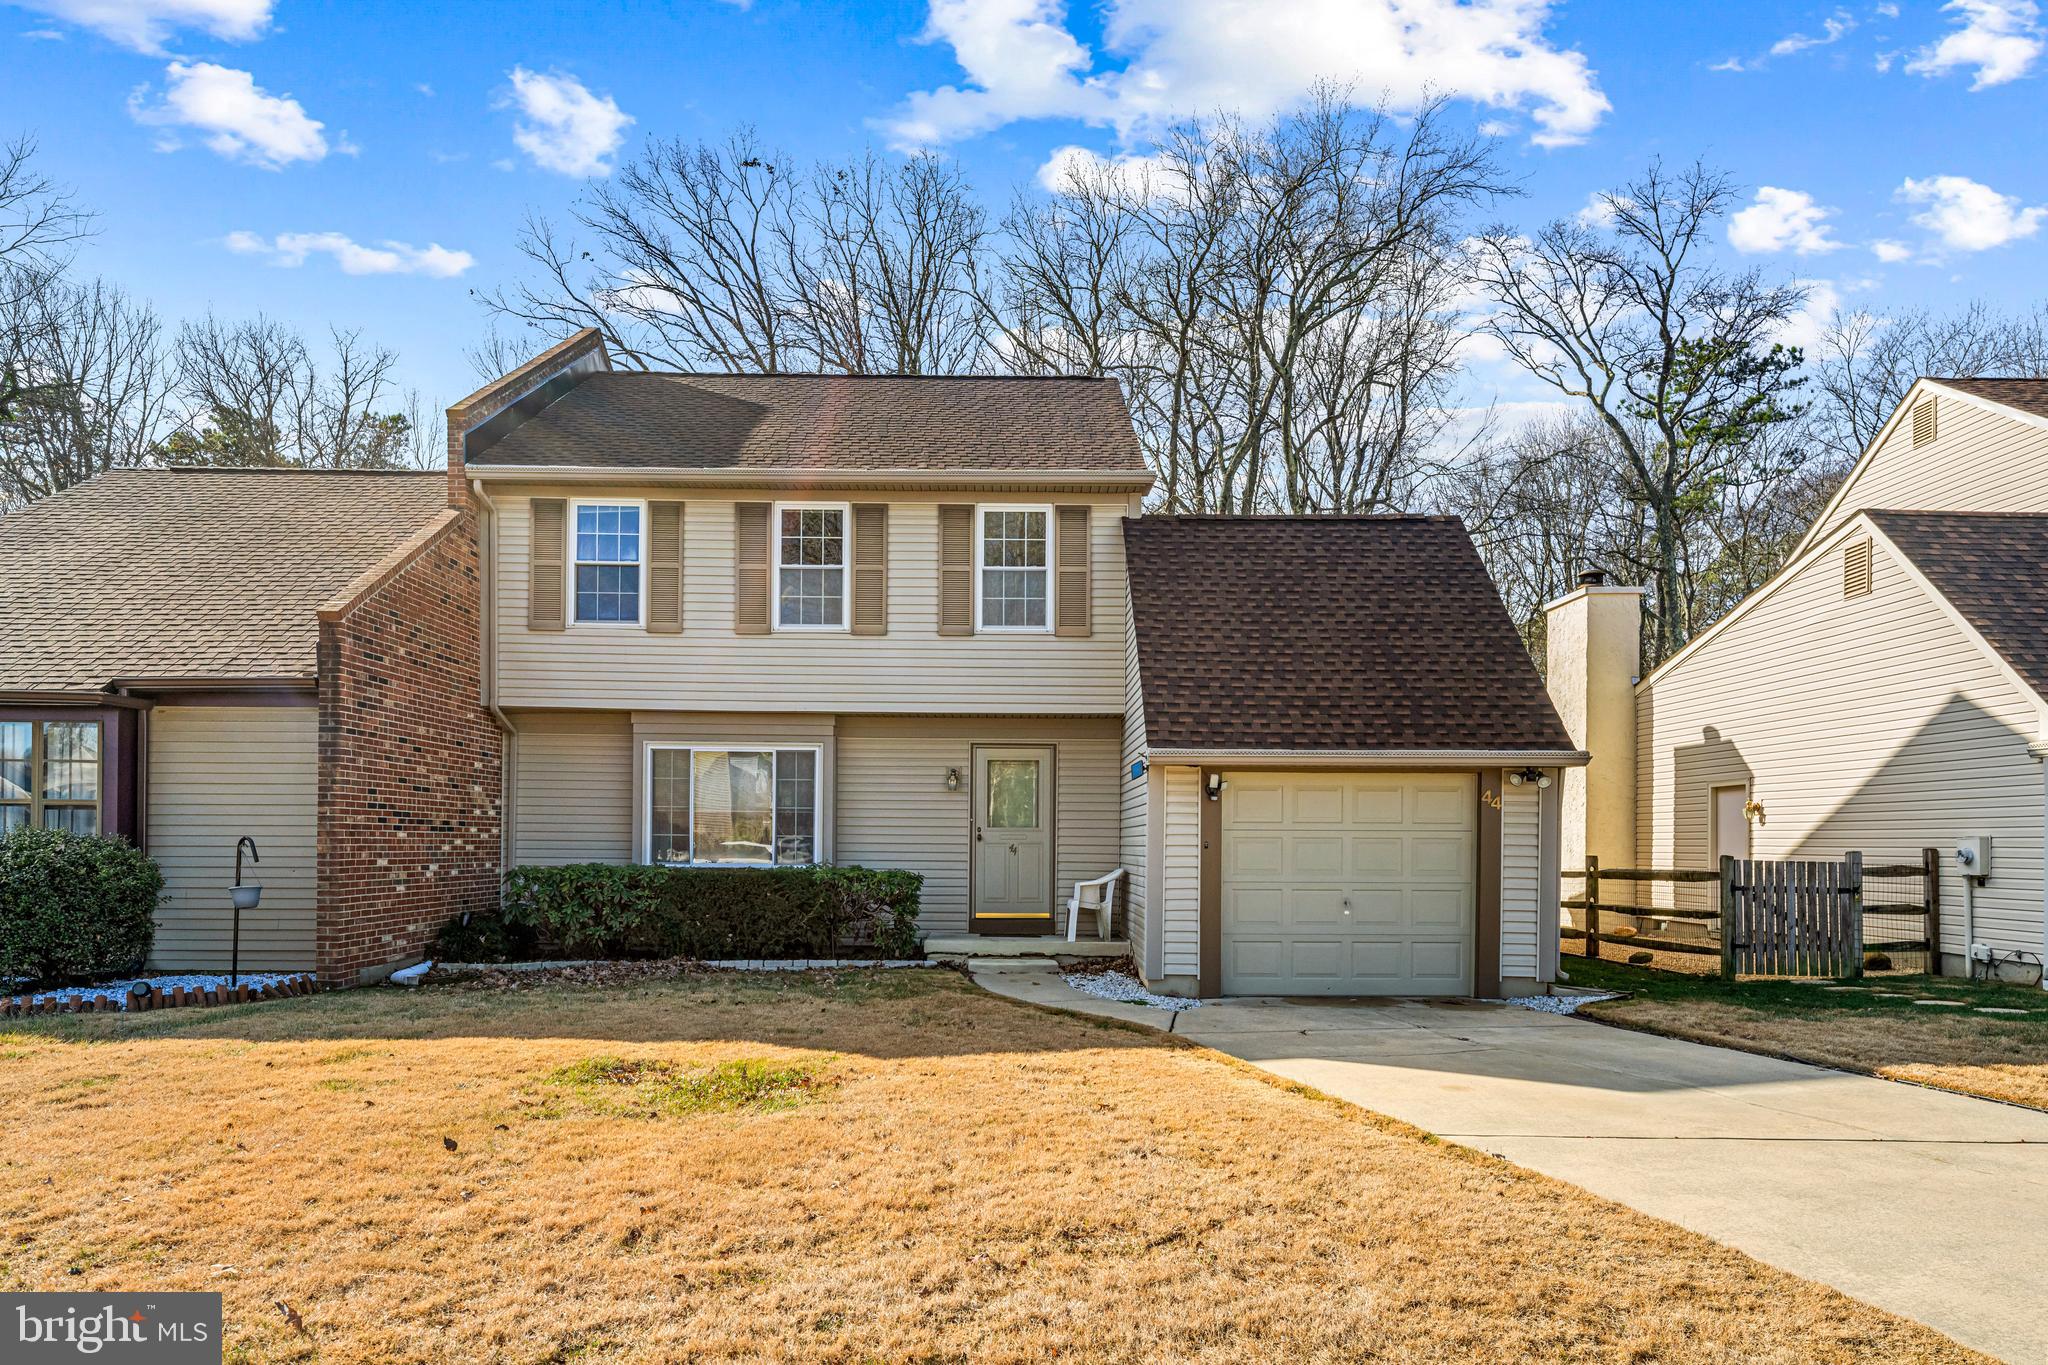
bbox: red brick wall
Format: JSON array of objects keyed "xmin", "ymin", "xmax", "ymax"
[{"xmin": 316, "ymin": 514, "xmax": 502, "ymax": 984}]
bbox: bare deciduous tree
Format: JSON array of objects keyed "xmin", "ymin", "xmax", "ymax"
[
  {"xmin": 1810, "ymin": 302, "xmax": 2048, "ymax": 461},
  {"xmin": 1472, "ymin": 160, "xmax": 1809, "ymax": 664},
  {"xmin": 0, "ymin": 135, "xmax": 94, "ymax": 424}
]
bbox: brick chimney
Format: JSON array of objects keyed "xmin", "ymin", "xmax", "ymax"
[{"xmin": 1544, "ymin": 574, "xmax": 1644, "ymax": 894}]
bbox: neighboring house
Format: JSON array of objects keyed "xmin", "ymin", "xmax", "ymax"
[
  {"xmin": 1546, "ymin": 378, "xmax": 2048, "ymax": 984},
  {"xmin": 1, "ymin": 328, "xmax": 1582, "ymax": 998},
  {"xmin": 0, "ymin": 469, "xmax": 499, "ymax": 983}
]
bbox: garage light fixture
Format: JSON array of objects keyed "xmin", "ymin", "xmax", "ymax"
[
  {"xmin": 1507, "ymin": 767, "xmax": 1552, "ymax": 790},
  {"xmin": 1205, "ymin": 773, "xmax": 1225, "ymax": 801}
]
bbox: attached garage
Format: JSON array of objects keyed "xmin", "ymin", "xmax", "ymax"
[
  {"xmin": 1222, "ymin": 772, "xmax": 1475, "ymax": 995},
  {"xmin": 1121, "ymin": 515, "xmax": 1585, "ymax": 999}
]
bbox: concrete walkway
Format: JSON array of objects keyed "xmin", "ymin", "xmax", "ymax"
[{"xmin": 970, "ymin": 961, "xmax": 2048, "ymax": 1364}]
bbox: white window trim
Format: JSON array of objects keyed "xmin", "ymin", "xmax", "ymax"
[
  {"xmin": 567, "ymin": 497, "xmax": 649, "ymax": 628},
  {"xmin": 770, "ymin": 500, "xmax": 853, "ymax": 633},
  {"xmin": 642, "ymin": 743, "xmax": 824, "ymax": 867},
  {"xmin": 974, "ymin": 502, "xmax": 1054, "ymax": 634}
]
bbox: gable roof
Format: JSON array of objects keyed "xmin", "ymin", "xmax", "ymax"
[
  {"xmin": 0, "ymin": 469, "xmax": 449, "ymax": 692},
  {"xmin": 467, "ymin": 371, "xmax": 1150, "ymax": 481},
  {"xmin": 1931, "ymin": 376, "xmax": 2048, "ymax": 422},
  {"xmin": 1864, "ymin": 510, "xmax": 2048, "ymax": 704},
  {"xmin": 1123, "ymin": 515, "xmax": 1579, "ymax": 755}
]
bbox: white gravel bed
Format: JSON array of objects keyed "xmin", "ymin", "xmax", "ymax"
[
  {"xmin": 1498, "ymin": 991, "xmax": 1622, "ymax": 1015},
  {"xmin": 9, "ymin": 972, "xmax": 297, "ymax": 1010},
  {"xmin": 1064, "ymin": 968, "xmax": 1202, "ymax": 1011}
]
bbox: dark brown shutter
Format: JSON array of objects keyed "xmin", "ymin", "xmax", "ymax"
[
  {"xmin": 938, "ymin": 504, "xmax": 974, "ymax": 636},
  {"xmin": 1054, "ymin": 504, "xmax": 1091, "ymax": 637},
  {"xmin": 851, "ymin": 503, "xmax": 888, "ymax": 636},
  {"xmin": 733, "ymin": 502, "xmax": 770, "ymax": 635},
  {"xmin": 647, "ymin": 500, "xmax": 684, "ymax": 633},
  {"xmin": 528, "ymin": 497, "xmax": 566, "ymax": 631}
]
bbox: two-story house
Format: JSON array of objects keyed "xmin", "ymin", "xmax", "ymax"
[{"xmin": 0, "ymin": 329, "xmax": 1581, "ymax": 997}]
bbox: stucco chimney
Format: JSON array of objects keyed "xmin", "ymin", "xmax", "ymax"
[{"xmin": 1544, "ymin": 575, "xmax": 1644, "ymax": 895}]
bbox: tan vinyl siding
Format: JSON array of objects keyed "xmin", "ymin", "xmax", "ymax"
[
  {"xmin": 1120, "ymin": 586, "xmax": 1149, "ymax": 968},
  {"xmin": 835, "ymin": 717, "xmax": 1122, "ymax": 936},
  {"xmin": 146, "ymin": 705, "xmax": 317, "ymax": 971},
  {"xmin": 511, "ymin": 710, "xmax": 634, "ymax": 865},
  {"xmin": 495, "ymin": 488, "xmax": 1134, "ymax": 713},
  {"xmin": 1811, "ymin": 394, "xmax": 2048, "ymax": 546},
  {"xmin": 1637, "ymin": 520, "xmax": 2046, "ymax": 956},
  {"xmin": 1160, "ymin": 766, "xmax": 1202, "ymax": 978},
  {"xmin": 1500, "ymin": 781, "xmax": 1541, "ymax": 981}
]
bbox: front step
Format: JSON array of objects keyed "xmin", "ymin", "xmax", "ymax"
[{"xmin": 924, "ymin": 933, "xmax": 1130, "ymax": 960}]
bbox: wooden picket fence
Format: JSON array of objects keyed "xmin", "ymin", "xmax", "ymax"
[
  {"xmin": 1563, "ymin": 849, "xmax": 1941, "ymax": 980},
  {"xmin": 1722, "ymin": 854, "xmax": 1863, "ymax": 979}
]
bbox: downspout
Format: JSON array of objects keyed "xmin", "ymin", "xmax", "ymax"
[{"xmin": 471, "ymin": 479, "xmax": 518, "ymax": 875}]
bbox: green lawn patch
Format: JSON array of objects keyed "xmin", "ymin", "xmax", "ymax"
[{"xmin": 543, "ymin": 1055, "xmax": 831, "ymax": 1118}]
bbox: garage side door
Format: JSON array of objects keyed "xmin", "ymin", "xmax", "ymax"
[{"xmin": 1221, "ymin": 772, "xmax": 1475, "ymax": 996}]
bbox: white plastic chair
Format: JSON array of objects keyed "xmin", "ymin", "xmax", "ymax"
[{"xmin": 1066, "ymin": 868, "xmax": 1126, "ymax": 942}]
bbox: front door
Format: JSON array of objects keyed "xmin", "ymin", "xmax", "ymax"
[{"xmin": 971, "ymin": 746, "xmax": 1055, "ymax": 935}]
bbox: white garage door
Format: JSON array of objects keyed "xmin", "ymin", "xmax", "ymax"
[{"xmin": 1222, "ymin": 772, "xmax": 1476, "ymax": 995}]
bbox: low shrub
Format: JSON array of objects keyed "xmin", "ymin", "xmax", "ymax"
[
  {"xmin": 0, "ymin": 826, "xmax": 164, "ymax": 987},
  {"xmin": 433, "ymin": 910, "xmax": 538, "ymax": 964},
  {"xmin": 500, "ymin": 863, "xmax": 922, "ymax": 961}
]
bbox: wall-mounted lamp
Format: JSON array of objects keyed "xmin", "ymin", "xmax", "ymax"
[
  {"xmin": 1205, "ymin": 772, "xmax": 1225, "ymax": 801},
  {"xmin": 1507, "ymin": 767, "xmax": 1553, "ymax": 790},
  {"xmin": 945, "ymin": 767, "xmax": 961, "ymax": 792}
]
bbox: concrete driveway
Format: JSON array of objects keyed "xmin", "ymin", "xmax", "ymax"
[{"xmin": 972, "ymin": 963, "xmax": 2048, "ymax": 1364}]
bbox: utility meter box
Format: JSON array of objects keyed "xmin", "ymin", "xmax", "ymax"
[{"xmin": 1956, "ymin": 835, "xmax": 1993, "ymax": 879}]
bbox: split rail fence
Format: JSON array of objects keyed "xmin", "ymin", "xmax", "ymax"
[{"xmin": 1561, "ymin": 848, "xmax": 1941, "ymax": 980}]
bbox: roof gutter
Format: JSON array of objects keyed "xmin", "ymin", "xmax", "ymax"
[
  {"xmin": 464, "ymin": 465, "xmax": 1155, "ymax": 492},
  {"xmin": 1143, "ymin": 747, "xmax": 1591, "ymax": 768},
  {"xmin": 0, "ymin": 689, "xmax": 154, "ymax": 709},
  {"xmin": 106, "ymin": 676, "xmax": 315, "ymax": 694}
]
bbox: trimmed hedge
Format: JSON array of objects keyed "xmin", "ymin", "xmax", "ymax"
[
  {"xmin": 0, "ymin": 827, "xmax": 164, "ymax": 987},
  {"xmin": 496, "ymin": 863, "xmax": 922, "ymax": 962}
]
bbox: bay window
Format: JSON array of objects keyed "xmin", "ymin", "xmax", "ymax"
[
  {"xmin": 0, "ymin": 719, "xmax": 101, "ymax": 835},
  {"xmin": 647, "ymin": 746, "xmax": 820, "ymax": 866}
]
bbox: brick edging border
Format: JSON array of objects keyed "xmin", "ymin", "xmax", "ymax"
[{"xmin": 1, "ymin": 972, "xmax": 320, "ymax": 1017}]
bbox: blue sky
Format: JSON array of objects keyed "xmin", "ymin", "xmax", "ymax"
[{"xmin": 3, "ymin": 0, "xmax": 2044, "ymax": 415}]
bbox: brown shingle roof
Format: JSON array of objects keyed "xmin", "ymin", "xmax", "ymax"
[
  {"xmin": 1866, "ymin": 510, "xmax": 2048, "ymax": 702},
  {"xmin": 1932, "ymin": 377, "xmax": 2048, "ymax": 421},
  {"xmin": 0, "ymin": 469, "xmax": 448, "ymax": 691},
  {"xmin": 473, "ymin": 372, "xmax": 1149, "ymax": 476},
  {"xmin": 1123, "ymin": 515, "xmax": 1577, "ymax": 753}
]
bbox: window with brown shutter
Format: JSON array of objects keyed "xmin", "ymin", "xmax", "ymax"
[
  {"xmin": 733, "ymin": 503, "xmax": 771, "ymax": 635},
  {"xmin": 1844, "ymin": 537, "xmax": 1873, "ymax": 598},
  {"xmin": 851, "ymin": 503, "xmax": 888, "ymax": 635},
  {"xmin": 938, "ymin": 504, "xmax": 974, "ymax": 636},
  {"xmin": 647, "ymin": 501, "xmax": 684, "ymax": 633},
  {"xmin": 1912, "ymin": 397, "xmax": 1938, "ymax": 446},
  {"xmin": 1054, "ymin": 504, "xmax": 1091, "ymax": 636},
  {"xmin": 528, "ymin": 497, "xmax": 566, "ymax": 631}
]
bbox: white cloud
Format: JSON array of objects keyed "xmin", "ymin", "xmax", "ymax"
[
  {"xmin": 1897, "ymin": 173, "xmax": 2046, "ymax": 250},
  {"xmin": 1770, "ymin": 9, "xmax": 1856, "ymax": 55},
  {"xmin": 224, "ymin": 230, "xmax": 474, "ymax": 278},
  {"xmin": 1876, "ymin": 2, "xmax": 1900, "ymax": 16},
  {"xmin": 1035, "ymin": 143, "xmax": 1177, "ymax": 193},
  {"xmin": 7, "ymin": 0, "xmax": 270, "ymax": 53},
  {"xmin": 128, "ymin": 62, "xmax": 332, "ymax": 169},
  {"xmin": 1573, "ymin": 191, "xmax": 1623, "ymax": 228},
  {"xmin": 1904, "ymin": 0, "xmax": 2042, "ymax": 87},
  {"xmin": 1774, "ymin": 278, "xmax": 1842, "ymax": 356},
  {"xmin": 1709, "ymin": 56, "xmax": 1746, "ymax": 72},
  {"xmin": 1869, "ymin": 237, "xmax": 1914, "ymax": 262},
  {"xmin": 501, "ymin": 66, "xmax": 633, "ymax": 177},
  {"xmin": 884, "ymin": 0, "xmax": 1610, "ymax": 151},
  {"xmin": 1728, "ymin": 186, "xmax": 1843, "ymax": 255}
]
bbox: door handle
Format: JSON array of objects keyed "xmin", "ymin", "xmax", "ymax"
[{"xmin": 1009, "ymin": 843, "xmax": 1018, "ymax": 854}]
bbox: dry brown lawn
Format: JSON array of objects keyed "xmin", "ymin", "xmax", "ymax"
[
  {"xmin": 1572, "ymin": 958, "xmax": 2048, "ymax": 1110},
  {"xmin": 0, "ymin": 966, "xmax": 1983, "ymax": 1363}
]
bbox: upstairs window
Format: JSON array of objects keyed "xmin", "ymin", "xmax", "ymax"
[
  {"xmin": 977, "ymin": 506, "xmax": 1050, "ymax": 631},
  {"xmin": 572, "ymin": 502, "xmax": 643, "ymax": 624},
  {"xmin": 0, "ymin": 719, "xmax": 100, "ymax": 836},
  {"xmin": 775, "ymin": 504, "xmax": 848, "ymax": 629}
]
